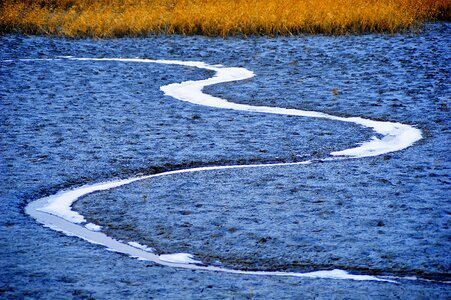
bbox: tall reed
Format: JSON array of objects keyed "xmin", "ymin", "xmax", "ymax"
[{"xmin": 1, "ymin": 0, "xmax": 449, "ymax": 37}]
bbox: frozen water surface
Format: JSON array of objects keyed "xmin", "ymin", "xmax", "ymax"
[{"xmin": 1, "ymin": 23, "xmax": 450, "ymax": 298}]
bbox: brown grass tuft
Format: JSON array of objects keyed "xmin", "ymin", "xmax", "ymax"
[{"xmin": 1, "ymin": 0, "xmax": 450, "ymax": 37}]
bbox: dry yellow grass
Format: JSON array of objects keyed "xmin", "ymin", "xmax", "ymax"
[{"xmin": 1, "ymin": 0, "xmax": 450, "ymax": 37}]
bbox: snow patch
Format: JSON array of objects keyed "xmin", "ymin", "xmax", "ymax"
[
  {"xmin": 128, "ymin": 241, "xmax": 155, "ymax": 253},
  {"xmin": 85, "ymin": 223, "xmax": 102, "ymax": 231},
  {"xmin": 300, "ymin": 269, "xmax": 390, "ymax": 282},
  {"xmin": 159, "ymin": 253, "xmax": 202, "ymax": 265}
]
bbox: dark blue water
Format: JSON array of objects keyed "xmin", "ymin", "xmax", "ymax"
[{"xmin": 1, "ymin": 23, "xmax": 450, "ymax": 298}]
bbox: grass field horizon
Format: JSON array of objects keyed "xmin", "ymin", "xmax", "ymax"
[{"xmin": 1, "ymin": 0, "xmax": 450, "ymax": 38}]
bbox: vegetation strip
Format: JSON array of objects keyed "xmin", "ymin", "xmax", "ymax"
[{"xmin": 1, "ymin": 0, "xmax": 450, "ymax": 37}]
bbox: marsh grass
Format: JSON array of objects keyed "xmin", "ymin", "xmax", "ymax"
[{"xmin": 1, "ymin": 0, "xmax": 450, "ymax": 37}]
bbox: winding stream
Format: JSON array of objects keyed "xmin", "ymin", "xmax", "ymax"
[{"xmin": 25, "ymin": 57, "xmax": 424, "ymax": 283}]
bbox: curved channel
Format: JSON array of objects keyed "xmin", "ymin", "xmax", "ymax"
[{"xmin": 24, "ymin": 57, "xmax": 424, "ymax": 283}]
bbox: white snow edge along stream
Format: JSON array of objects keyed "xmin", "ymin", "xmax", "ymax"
[{"xmin": 24, "ymin": 57, "xmax": 424, "ymax": 283}]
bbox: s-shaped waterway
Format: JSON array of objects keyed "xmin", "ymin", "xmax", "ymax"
[{"xmin": 25, "ymin": 57, "xmax": 423, "ymax": 283}]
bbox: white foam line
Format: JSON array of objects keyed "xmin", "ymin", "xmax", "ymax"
[
  {"xmin": 22, "ymin": 57, "xmax": 422, "ymax": 158},
  {"xmin": 22, "ymin": 57, "xmax": 426, "ymax": 283},
  {"xmin": 25, "ymin": 184, "xmax": 394, "ymax": 282},
  {"xmin": 35, "ymin": 162, "xmax": 312, "ymax": 229}
]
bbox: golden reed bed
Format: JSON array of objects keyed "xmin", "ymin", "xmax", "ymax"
[{"xmin": 1, "ymin": 0, "xmax": 450, "ymax": 37}]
